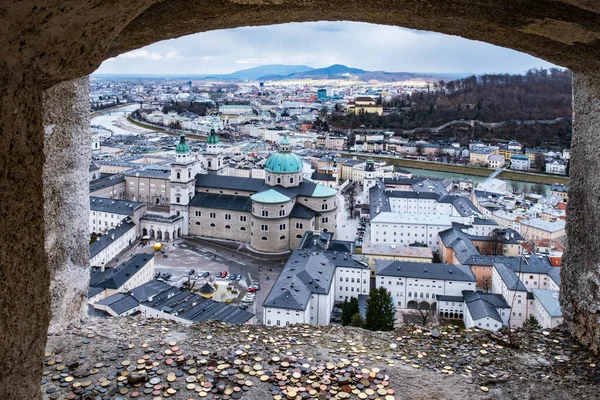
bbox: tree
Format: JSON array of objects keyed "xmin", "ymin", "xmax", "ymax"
[
  {"xmin": 416, "ymin": 303, "xmax": 436, "ymax": 326},
  {"xmin": 342, "ymin": 297, "xmax": 359, "ymax": 326},
  {"xmin": 365, "ymin": 287, "xmax": 396, "ymax": 331},
  {"xmin": 531, "ymin": 183, "xmax": 547, "ymax": 195},
  {"xmin": 522, "ymin": 315, "xmax": 542, "ymax": 331},
  {"xmin": 349, "ymin": 313, "xmax": 364, "ymax": 328},
  {"xmin": 510, "ymin": 181, "xmax": 523, "ymax": 194},
  {"xmin": 534, "ymin": 152, "xmax": 546, "ymax": 171}
]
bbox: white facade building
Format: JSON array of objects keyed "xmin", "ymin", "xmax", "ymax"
[
  {"xmin": 370, "ymin": 212, "xmax": 475, "ymax": 251},
  {"xmin": 376, "ymin": 261, "xmax": 477, "ymax": 309},
  {"xmin": 90, "ymin": 221, "xmax": 136, "ymax": 268}
]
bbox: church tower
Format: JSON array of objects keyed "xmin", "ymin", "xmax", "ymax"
[
  {"xmin": 169, "ymin": 133, "xmax": 196, "ymax": 234},
  {"xmin": 205, "ymin": 129, "xmax": 226, "ymax": 175}
]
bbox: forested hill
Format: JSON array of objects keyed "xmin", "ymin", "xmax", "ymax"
[{"xmin": 330, "ymin": 68, "xmax": 573, "ymax": 147}]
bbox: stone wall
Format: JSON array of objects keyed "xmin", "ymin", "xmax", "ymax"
[{"xmin": 560, "ymin": 71, "xmax": 600, "ymax": 353}]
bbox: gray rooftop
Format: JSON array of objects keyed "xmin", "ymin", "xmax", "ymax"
[
  {"xmin": 376, "ymin": 260, "xmax": 476, "ymax": 282},
  {"xmin": 90, "ymin": 197, "xmax": 144, "ymax": 215},
  {"xmin": 142, "ymin": 286, "xmax": 253, "ymax": 324},
  {"xmin": 195, "ymin": 174, "xmax": 264, "ymax": 192},
  {"xmin": 532, "ymin": 289, "xmax": 562, "ymax": 318},
  {"xmin": 494, "ymin": 263, "xmax": 528, "ymax": 292},
  {"xmin": 89, "ymin": 174, "xmax": 125, "ymax": 193},
  {"xmin": 189, "ymin": 193, "xmax": 252, "ymax": 212},
  {"xmin": 90, "ymin": 253, "xmax": 153, "ymax": 291},
  {"xmin": 263, "ymin": 249, "xmax": 366, "ymax": 311},
  {"xmin": 95, "ymin": 293, "xmax": 139, "ymax": 315},
  {"xmin": 462, "ymin": 290, "xmax": 509, "ymax": 323},
  {"xmin": 89, "ymin": 220, "xmax": 136, "ymax": 259}
]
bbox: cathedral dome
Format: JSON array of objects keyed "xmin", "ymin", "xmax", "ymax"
[
  {"xmin": 206, "ymin": 129, "xmax": 220, "ymax": 145},
  {"xmin": 176, "ymin": 133, "xmax": 190, "ymax": 154},
  {"xmin": 265, "ymin": 136, "xmax": 303, "ymax": 174}
]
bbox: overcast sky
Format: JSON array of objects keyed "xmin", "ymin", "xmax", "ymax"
[{"xmin": 96, "ymin": 21, "xmax": 556, "ymax": 76}]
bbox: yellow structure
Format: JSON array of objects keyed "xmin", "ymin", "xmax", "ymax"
[
  {"xmin": 153, "ymin": 242, "xmax": 163, "ymax": 252},
  {"xmin": 347, "ymin": 97, "xmax": 383, "ymax": 116}
]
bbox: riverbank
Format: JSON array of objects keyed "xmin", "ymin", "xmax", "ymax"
[{"xmin": 342, "ymin": 152, "xmax": 569, "ymax": 185}]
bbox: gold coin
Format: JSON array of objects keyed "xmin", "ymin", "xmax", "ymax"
[{"xmin": 65, "ymin": 376, "xmax": 73, "ymax": 382}]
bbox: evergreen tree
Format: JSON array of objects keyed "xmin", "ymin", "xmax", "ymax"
[
  {"xmin": 349, "ymin": 313, "xmax": 364, "ymax": 328},
  {"xmin": 365, "ymin": 287, "xmax": 396, "ymax": 331},
  {"xmin": 341, "ymin": 297, "xmax": 360, "ymax": 326},
  {"xmin": 522, "ymin": 315, "xmax": 542, "ymax": 331},
  {"xmin": 341, "ymin": 299, "xmax": 350, "ymax": 326}
]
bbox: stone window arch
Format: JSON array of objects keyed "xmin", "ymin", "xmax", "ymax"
[
  {"xmin": 261, "ymin": 236, "xmax": 268, "ymax": 241},
  {"xmin": 210, "ymin": 223, "xmax": 215, "ymax": 227}
]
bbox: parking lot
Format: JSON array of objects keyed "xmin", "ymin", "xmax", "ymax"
[{"xmin": 130, "ymin": 237, "xmax": 288, "ymax": 324}]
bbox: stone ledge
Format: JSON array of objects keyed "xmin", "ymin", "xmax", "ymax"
[{"xmin": 43, "ymin": 318, "xmax": 600, "ymax": 399}]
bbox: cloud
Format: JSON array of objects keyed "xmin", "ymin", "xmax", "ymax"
[{"xmin": 95, "ymin": 21, "xmax": 557, "ymax": 75}]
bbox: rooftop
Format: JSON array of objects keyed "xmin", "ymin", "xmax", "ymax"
[{"xmin": 376, "ymin": 261, "xmax": 477, "ymax": 282}]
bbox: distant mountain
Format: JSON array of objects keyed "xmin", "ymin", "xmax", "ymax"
[
  {"xmin": 223, "ymin": 64, "xmax": 314, "ymax": 80},
  {"xmin": 92, "ymin": 64, "xmax": 470, "ymax": 82}
]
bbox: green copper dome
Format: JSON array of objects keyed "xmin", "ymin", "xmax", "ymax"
[
  {"xmin": 176, "ymin": 133, "xmax": 190, "ymax": 154},
  {"xmin": 265, "ymin": 135, "xmax": 303, "ymax": 174},
  {"xmin": 207, "ymin": 129, "xmax": 220, "ymax": 145}
]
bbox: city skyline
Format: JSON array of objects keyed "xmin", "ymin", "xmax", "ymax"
[{"xmin": 96, "ymin": 21, "xmax": 557, "ymax": 76}]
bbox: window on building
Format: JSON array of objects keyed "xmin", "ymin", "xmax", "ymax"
[
  {"xmin": 277, "ymin": 177, "xmax": 281, "ymax": 184},
  {"xmin": 262, "ymin": 236, "xmax": 268, "ymax": 241},
  {"xmin": 209, "ymin": 212, "xmax": 216, "ymax": 218},
  {"xmin": 240, "ymin": 227, "xmax": 246, "ymax": 231},
  {"xmin": 322, "ymin": 204, "xmax": 328, "ymax": 210},
  {"xmin": 279, "ymin": 209, "xmax": 285, "ymax": 216},
  {"xmin": 262, "ymin": 210, "xmax": 269, "ymax": 217},
  {"xmin": 290, "ymin": 177, "xmax": 294, "ymax": 184},
  {"xmin": 176, "ymin": 197, "xmax": 180, "ymax": 203},
  {"xmin": 296, "ymin": 223, "xmax": 303, "ymax": 229},
  {"xmin": 279, "ymin": 223, "xmax": 286, "ymax": 230},
  {"xmin": 240, "ymin": 215, "xmax": 247, "ymax": 222},
  {"xmin": 210, "ymin": 223, "xmax": 215, "ymax": 227},
  {"xmin": 261, "ymin": 224, "xmax": 268, "ymax": 231},
  {"xmin": 225, "ymin": 225, "xmax": 231, "ymax": 229},
  {"xmin": 280, "ymin": 235, "xmax": 286, "ymax": 240},
  {"xmin": 224, "ymin": 214, "xmax": 231, "ymax": 220},
  {"xmin": 195, "ymin": 221, "xmax": 200, "ymax": 225}
]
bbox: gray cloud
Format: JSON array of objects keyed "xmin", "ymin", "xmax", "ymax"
[{"xmin": 96, "ymin": 21, "xmax": 557, "ymax": 75}]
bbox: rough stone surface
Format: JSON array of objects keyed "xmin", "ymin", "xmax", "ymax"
[
  {"xmin": 42, "ymin": 319, "xmax": 600, "ymax": 400},
  {"xmin": 43, "ymin": 77, "xmax": 92, "ymax": 331},
  {"xmin": 0, "ymin": 70, "xmax": 49, "ymax": 400},
  {"xmin": 561, "ymin": 71, "xmax": 600, "ymax": 353}
]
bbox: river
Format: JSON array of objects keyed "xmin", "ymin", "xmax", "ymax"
[
  {"xmin": 401, "ymin": 166, "xmax": 550, "ymax": 195},
  {"xmin": 91, "ymin": 104, "xmax": 151, "ymax": 136}
]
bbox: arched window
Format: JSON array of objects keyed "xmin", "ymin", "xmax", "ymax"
[
  {"xmin": 280, "ymin": 235, "xmax": 286, "ymax": 240},
  {"xmin": 296, "ymin": 234, "xmax": 302, "ymax": 238},
  {"xmin": 195, "ymin": 221, "xmax": 201, "ymax": 225},
  {"xmin": 240, "ymin": 227, "xmax": 246, "ymax": 231},
  {"xmin": 188, "ymin": 170, "xmax": 191, "ymax": 178},
  {"xmin": 176, "ymin": 172, "xmax": 180, "ymax": 179},
  {"xmin": 261, "ymin": 236, "xmax": 268, "ymax": 241},
  {"xmin": 225, "ymin": 225, "xmax": 231, "ymax": 229},
  {"xmin": 408, "ymin": 292, "xmax": 412, "ymax": 297},
  {"xmin": 176, "ymin": 197, "xmax": 180, "ymax": 203},
  {"xmin": 210, "ymin": 223, "xmax": 215, "ymax": 227},
  {"xmin": 268, "ymin": 176, "xmax": 271, "ymax": 182}
]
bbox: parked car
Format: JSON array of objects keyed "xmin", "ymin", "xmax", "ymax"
[
  {"xmin": 250, "ymin": 283, "xmax": 260, "ymax": 291},
  {"xmin": 248, "ymin": 287, "xmax": 256, "ymax": 293},
  {"xmin": 221, "ymin": 271, "xmax": 228, "ymax": 278},
  {"xmin": 154, "ymin": 272, "xmax": 160, "ymax": 279},
  {"xmin": 216, "ymin": 272, "xmax": 222, "ymax": 278},
  {"xmin": 331, "ymin": 315, "xmax": 342, "ymax": 323},
  {"xmin": 332, "ymin": 307, "xmax": 343, "ymax": 314},
  {"xmin": 236, "ymin": 274, "xmax": 242, "ymax": 281},
  {"xmin": 188, "ymin": 269, "xmax": 195, "ymax": 276},
  {"xmin": 229, "ymin": 274, "xmax": 237, "ymax": 280},
  {"xmin": 202, "ymin": 272, "xmax": 210, "ymax": 278}
]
